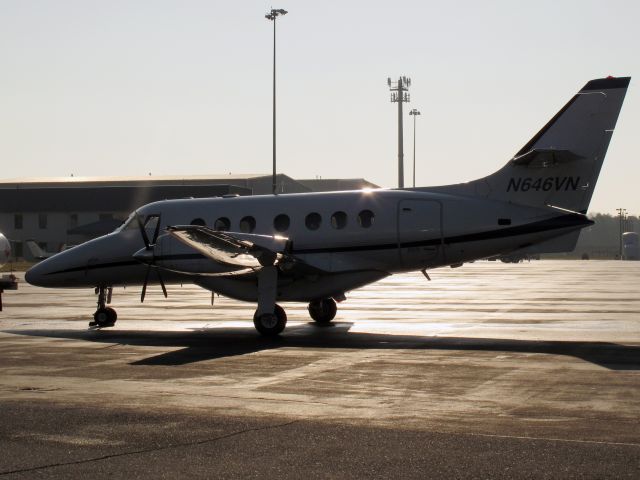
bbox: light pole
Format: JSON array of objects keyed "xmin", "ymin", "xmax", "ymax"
[
  {"xmin": 409, "ymin": 108, "xmax": 421, "ymax": 188},
  {"xmin": 388, "ymin": 76, "xmax": 411, "ymax": 189},
  {"xmin": 616, "ymin": 207, "xmax": 627, "ymax": 259},
  {"xmin": 265, "ymin": 8, "xmax": 288, "ymax": 195}
]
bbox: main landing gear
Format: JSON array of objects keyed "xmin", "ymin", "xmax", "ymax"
[
  {"xmin": 89, "ymin": 286, "xmax": 117, "ymax": 328},
  {"xmin": 308, "ymin": 298, "xmax": 337, "ymax": 325},
  {"xmin": 252, "ymin": 297, "xmax": 339, "ymax": 336},
  {"xmin": 252, "ymin": 263, "xmax": 340, "ymax": 336},
  {"xmin": 253, "ymin": 304, "xmax": 287, "ymax": 336}
]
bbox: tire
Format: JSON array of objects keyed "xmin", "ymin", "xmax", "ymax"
[
  {"xmin": 93, "ymin": 307, "xmax": 116, "ymax": 327},
  {"xmin": 308, "ymin": 298, "xmax": 337, "ymax": 324},
  {"xmin": 253, "ymin": 304, "xmax": 287, "ymax": 336}
]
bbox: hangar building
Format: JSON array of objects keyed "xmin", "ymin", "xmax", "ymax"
[{"xmin": 0, "ymin": 174, "xmax": 377, "ymax": 259}]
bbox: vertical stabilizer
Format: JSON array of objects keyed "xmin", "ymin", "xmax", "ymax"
[{"xmin": 427, "ymin": 77, "xmax": 630, "ymax": 213}]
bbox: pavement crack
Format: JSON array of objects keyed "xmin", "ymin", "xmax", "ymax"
[{"xmin": 0, "ymin": 419, "xmax": 299, "ymax": 476}]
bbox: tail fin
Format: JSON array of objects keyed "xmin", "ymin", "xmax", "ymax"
[
  {"xmin": 429, "ymin": 77, "xmax": 630, "ymax": 213},
  {"xmin": 24, "ymin": 240, "xmax": 49, "ymax": 261}
]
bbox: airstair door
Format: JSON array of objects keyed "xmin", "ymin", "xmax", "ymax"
[{"xmin": 397, "ymin": 199, "xmax": 442, "ymax": 268}]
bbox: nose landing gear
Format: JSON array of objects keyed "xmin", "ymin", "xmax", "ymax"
[{"xmin": 89, "ymin": 286, "xmax": 117, "ymax": 328}]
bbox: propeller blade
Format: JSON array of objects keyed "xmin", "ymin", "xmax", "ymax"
[
  {"xmin": 141, "ymin": 265, "xmax": 150, "ymax": 302},
  {"xmin": 158, "ymin": 270, "xmax": 168, "ymax": 298},
  {"xmin": 136, "ymin": 213, "xmax": 151, "ymax": 248}
]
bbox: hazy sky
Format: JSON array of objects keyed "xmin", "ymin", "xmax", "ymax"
[{"xmin": 1, "ymin": 1, "xmax": 638, "ymax": 214}]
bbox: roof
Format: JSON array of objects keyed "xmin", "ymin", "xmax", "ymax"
[
  {"xmin": 0, "ymin": 174, "xmax": 277, "ymax": 188},
  {"xmin": 0, "ymin": 184, "xmax": 251, "ymax": 213},
  {"xmin": 0, "ymin": 174, "xmax": 380, "ymax": 213},
  {"xmin": 296, "ymin": 178, "xmax": 379, "ymax": 192}
]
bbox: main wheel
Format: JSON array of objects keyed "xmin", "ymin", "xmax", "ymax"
[
  {"xmin": 92, "ymin": 307, "xmax": 117, "ymax": 327},
  {"xmin": 308, "ymin": 298, "xmax": 337, "ymax": 324},
  {"xmin": 253, "ymin": 304, "xmax": 287, "ymax": 336}
]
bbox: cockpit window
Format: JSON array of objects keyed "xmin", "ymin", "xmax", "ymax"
[
  {"xmin": 118, "ymin": 212, "xmax": 161, "ymax": 235},
  {"xmin": 119, "ymin": 212, "xmax": 139, "ymax": 232}
]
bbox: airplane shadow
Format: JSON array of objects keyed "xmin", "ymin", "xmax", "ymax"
[{"xmin": 5, "ymin": 322, "xmax": 640, "ymax": 371}]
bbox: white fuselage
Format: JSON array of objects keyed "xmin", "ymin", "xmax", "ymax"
[{"xmin": 25, "ymin": 189, "xmax": 588, "ymax": 303}]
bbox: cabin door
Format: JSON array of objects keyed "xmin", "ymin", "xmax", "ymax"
[{"xmin": 397, "ymin": 199, "xmax": 442, "ymax": 268}]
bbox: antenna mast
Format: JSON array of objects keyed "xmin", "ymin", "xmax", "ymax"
[{"xmin": 388, "ymin": 76, "xmax": 411, "ymax": 189}]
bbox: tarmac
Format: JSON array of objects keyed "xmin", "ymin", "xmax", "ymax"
[{"xmin": 0, "ymin": 260, "xmax": 638, "ymax": 478}]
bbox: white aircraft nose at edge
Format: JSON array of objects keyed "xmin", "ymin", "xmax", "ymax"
[
  {"xmin": 26, "ymin": 77, "xmax": 631, "ymax": 335},
  {"xmin": 0, "ymin": 233, "xmax": 10, "ymax": 269}
]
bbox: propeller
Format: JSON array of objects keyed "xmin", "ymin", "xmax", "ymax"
[{"xmin": 134, "ymin": 213, "xmax": 168, "ymax": 303}]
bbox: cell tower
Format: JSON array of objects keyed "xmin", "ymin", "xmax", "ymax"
[{"xmin": 388, "ymin": 76, "xmax": 411, "ymax": 189}]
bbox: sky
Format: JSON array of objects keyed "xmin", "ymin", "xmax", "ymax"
[{"xmin": 1, "ymin": 0, "xmax": 638, "ymax": 215}]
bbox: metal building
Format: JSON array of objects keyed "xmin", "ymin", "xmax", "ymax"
[{"xmin": 0, "ymin": 174, "xmax": 377, "ymax": 259}]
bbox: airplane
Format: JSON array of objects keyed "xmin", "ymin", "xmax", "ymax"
[
  {"xmin": 25, "ymin": 76, "xmax": 630, "ymax": 335},
  {"xmin": 23, "ymin": 240, "xmax": 57, "ymax": 262}
]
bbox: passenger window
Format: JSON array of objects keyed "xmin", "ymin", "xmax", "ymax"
[
  {"xmin": 214, "ymin": 217, "xmax": 230, "ymax": 231},
  {"xmin": 358, "ymin": 210, "xmax": 375, "ymax": 228},
  {"xmin": 240, "ymin": 216, "xmax": 256, "ymax": 233},
  {"xmin": 305, "ymin": 212, "xmax": 322, "ymax": 231},
  {"xmin": 273, "ymin": 214, "xmax": 290, "ymax": 232},
  {"xmin": 190, "ymin": 218, "xmax": 206, "ymax": 226},
  {"xmin": 331, "ymin": 211, "xmax": 347, "ymax": 229}
]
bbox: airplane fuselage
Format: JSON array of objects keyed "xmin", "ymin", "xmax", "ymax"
[{"xmin": 26, "ymin": 188, "xmax": 589, "ymax": 302}]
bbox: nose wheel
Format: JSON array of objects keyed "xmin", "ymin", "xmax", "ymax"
[
  {"xmin": 91, "ymin": 307, "xmax": 117, "ymax": 327},
  {"xmin": 89, "ymin": 286, "xmax": 117, "ymax": 328},
  {"xmin": 308, "ymin": 298, "xmax": 337, "ymax": 324}
]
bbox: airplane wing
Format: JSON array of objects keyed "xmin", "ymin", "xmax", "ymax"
[{"xmin": 166, "ymin": 225, "xmax": 323, "ymax": 274}]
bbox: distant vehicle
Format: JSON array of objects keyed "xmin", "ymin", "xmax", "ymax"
[
  {"xmin": 0, "ymin": 232, "xmax": 11, "ymax": 268},
  {"xmin": 623, "ymin": 232, "xmax": 639, "ymax": 260},
  {"xmin": 23, "ymin": 240, "xmax": 57, "ymax": 262},
  {"xmin": 26, "ymin": 77, "xmax": 630, "ymax": 335},
  {"xmin": 0, "ymin": 232, "xmax": 18, "ymax": 310},
  {"xmin": 498, "ymin": 254, "xmax": 540, "ymax": 263}
]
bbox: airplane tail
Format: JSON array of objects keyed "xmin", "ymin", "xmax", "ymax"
[
  {"xmin": 428, "ymin": 77, "xmax": 630, "ymax": 214},
  {"xmin": 24, "ymin": 240, "xmax": 48, "ymax": 262}
]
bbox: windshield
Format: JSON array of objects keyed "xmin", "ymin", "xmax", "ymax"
[{"xmin": 115, "ymin": 211, "xmax": 139, "ymax": 233}]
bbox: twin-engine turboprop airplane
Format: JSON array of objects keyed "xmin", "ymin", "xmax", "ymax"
[{"xmin": 26, "ymin": 77, "xmax": 630, "ymax": 335}]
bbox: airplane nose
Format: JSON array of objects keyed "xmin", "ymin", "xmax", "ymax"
[
  {"xmin": 25, "ymin": 256, "xmax": 57, "ymax": 287},
  {"xmin": 25, "ymin": 239, "xmax": 98, "ymax": 288},
  {"xmin": 25, "ymin": 233, "xmax": 143, "ymax": 288},
  {"xmin": 24, "ymin": 265, "xmax": 36, "ymax": 285}
]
